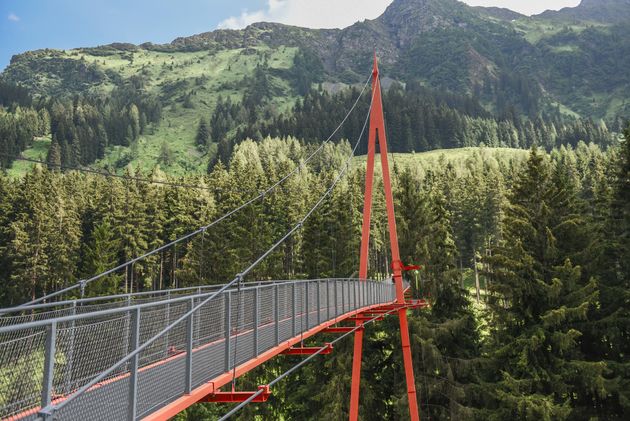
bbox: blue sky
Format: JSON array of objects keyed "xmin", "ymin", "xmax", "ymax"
[{"xmin": 1, "ymin": 0, "xmax": 581, "ymax": 71}]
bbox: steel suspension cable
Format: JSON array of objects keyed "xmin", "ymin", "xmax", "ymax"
[
  {"xmin": 19, "ymin": 75, "xmax": 371, "ymax": 307},
  {"xmin": 38, "ymin": 85, "xmax": 375, "ymax": 418}
]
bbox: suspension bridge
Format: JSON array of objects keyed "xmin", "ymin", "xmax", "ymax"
[{"xmin": 0, "ymin": 55, "xmax": 428, "ymax": 420}]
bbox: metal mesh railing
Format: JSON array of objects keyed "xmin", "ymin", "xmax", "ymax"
[
  {"xmin": 0, "ymin": 281, "xmax": 300, "ymax": 329},
  {"xmin": 0, "ymin": 278, "xmax": 395, "ymax": 420}
]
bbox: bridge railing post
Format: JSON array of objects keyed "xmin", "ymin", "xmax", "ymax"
[
  {"xmin": 333, "ymin": 279, "xmax": 339, "ymax": 317},
  {"xmin": 65, "ymin": 301, "xmax": 77, "ymax": 394},
  {"xmin": 185, "ymin": 298, "xmax": 194, "ymax": 394},
  {"xmin": 317, "ymin": 280, "xmax": 321, "ymax": 325},
  {"xmin": 357, "ymin": 281, "xmax": 365, "ymax": 307},
  {"xmin": 341, "ymin": 282, "xmax": 347, "ymax": 314},
  {"xmin": 305, "ymin": 281, "xmax": 309, "ymax": 330},
  {"xmin": 224, "ymin": 291, "xmax": 231, "ymax": 373},
  {"xmin": 292, "ymin": 282, "xmax": 297, "ymax": 337},
  {"xmin": 41, "ymin": 321, "xmax": 57, "ymax": 416},
  {"xmin": 254, "ymin": 286, "xmax": 260, "ymax": 357},
  {"xmin": 274, "ymin": 284, "xmax": 280, "ymax": 346},
  {"xmin": 350, "ymin": 280, "xmax": 353, "ymax": 310},
  {"xmin": 127, "ymin": 307, "xmax": 141, "ymax": 421},
  {"xmin": 370, "ymin": 282, "xmax": 373, "ymax": 304},
  {"xmin": 164, "ymin": 291, "xmax": 171, "ymax": 358},
  {"xmin": 326, "ymin": 279, "xmax": 330, "ymax": 320}
]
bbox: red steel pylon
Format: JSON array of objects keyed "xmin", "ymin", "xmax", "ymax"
[{"xmin": 349, "ymin": 54, "xmax": 420, "ymax": 421}]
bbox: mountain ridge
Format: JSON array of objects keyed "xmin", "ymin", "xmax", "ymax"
[{"xmin": 538, "ymin": 0, "xmax": 630, "ymax": 23}]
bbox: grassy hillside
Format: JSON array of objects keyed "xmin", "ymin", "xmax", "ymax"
[
  {"xmin": 9, "ymin": 145, "xmax": 531, "ymax": 180},
  {"xmin": 353, "ymin": 147, "xmax": 530, "ymax": 177},
  {"xmin": 90, "ymin": 45, "xmax": 297, "ymax": 174},
  {"xmin": 5, "ymin": 137, "xmax": 51, "ymax": 177}
]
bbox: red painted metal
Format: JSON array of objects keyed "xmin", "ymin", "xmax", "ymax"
[
  {"xmin": 349, "ymin": 53, "xmax": 421, "ymax": 421},
  {"xmin": 282, "ymin": 343, "xmax": 333, "ymax": 355},
  {"xmin": 324, "ymin": 326, "xmax": 359, "ymax": 333},
  {"xmin": 348, "ymin": 315, "xmax": 384, "ymax": 322},
  {"xmin": 201, "ymin": 385, "xmax": 271, "ymax": 403}
]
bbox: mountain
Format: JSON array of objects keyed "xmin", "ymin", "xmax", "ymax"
[
  {"xmin": 1, "ymin": 0, "xmax": 628, "ymax": 173},
  {"xmin": 473, "ymin": 6, "xmax": 525, "ymax": 21},
  {"xmin": 538, "ymin": 0, "xmax": 630, "ymax": 24}
]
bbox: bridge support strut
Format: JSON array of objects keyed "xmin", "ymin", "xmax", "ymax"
[
  {"xmin": 201, "ymin": 385, "xmax": 272, "ymax": 403},
  {"xmin": 349, "ymin": 53, "xmax": 420, "ymax": 421}
]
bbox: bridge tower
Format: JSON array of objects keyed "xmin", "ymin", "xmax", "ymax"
[{"xmin": 349, "ymin": 54, "xmax": 420, "ymax": 421}]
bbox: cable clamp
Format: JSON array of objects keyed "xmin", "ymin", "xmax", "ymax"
[{"xmin": 79, "ymin": 280, "xmax": 87, "ymax": 297}]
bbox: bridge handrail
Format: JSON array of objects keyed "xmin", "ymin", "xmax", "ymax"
[
  {"xmin": 0, "ymin": 278, "xmax": 333, "ymax": 315},
  {"xmin": 0, "ymin": 278, "xmax": 378, "ymax": 334}
]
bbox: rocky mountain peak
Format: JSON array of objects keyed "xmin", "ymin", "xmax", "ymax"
[{"xmin": 379, "ymin": 0, "xmax": 472, "ymax": 47}]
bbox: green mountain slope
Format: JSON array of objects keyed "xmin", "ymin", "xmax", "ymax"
[{"xmin": 1, "ymin": 0, "xmax": 628, "ymax": 174}]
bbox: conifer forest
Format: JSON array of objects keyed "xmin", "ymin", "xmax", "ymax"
[{"xmin": 1, "ymin": 0, "xmax": 630, "ymax": 419}]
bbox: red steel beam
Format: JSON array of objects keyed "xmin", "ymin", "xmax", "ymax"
[
  {"xmin": 282, "ymin": 343, "xmax": 333, "ymax": 355},
  {"xmin": 348, "ymin": 315, "xmax": 383, "ymax": 322},
  {"xmin": 200, "ymin": 385, "xmax": 271, "ymax": 403},
  {"xmin": 324, "ymin": 326, "xmax": 359, "ymax": 333}
]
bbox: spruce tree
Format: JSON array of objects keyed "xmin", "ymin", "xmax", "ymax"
[
  {"xmin": 81, "ymin": 218, "xmax": 121, "ymax": 294},
  {"xmin": 482, "ymin": 147, "xmax": 605, "ymax": 420},
  {"xmin": 196, "ymin": 118, "xmax": 210, "ymax": 148},
  {"xmin": 46, "ymin": 139, "xmax": 62, "ymax": 171},
  {"xmin": 583, "ymin": 126, "xmax": 630, "ymax": 417}
]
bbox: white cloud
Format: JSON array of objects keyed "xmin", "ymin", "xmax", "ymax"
[
  {"xmin": 218, "ymin": 0, "xmax": 391, "ymax": 30},
  {"xmin": 8, "ymin": 13, "xmax": 20, "ymax": 22},
  {"xmin": 462, "ymin": 0, "xmax": 581, "ymax": 16},
  {"xmin": 217, "ymin": 0, "xmax": 585, "ymax": 31}
]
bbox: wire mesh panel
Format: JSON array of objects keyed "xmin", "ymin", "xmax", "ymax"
[
  {"xmin": 191, "ymin": 293, "xmax": 227, "ymax": 390},
  {"xmin": 56, "ymin": 315, "xmax": 131, "ymax": 395},
  {"xmin": 258, "ymin": 286, "xmax": 276, "ymax": 353},
  {"xmin": 231, "ymin": 289, "xmax": 255, "ymax": 368},
  {"xmin": 278, "ymin": 283, "xmax": 292, "ymax": 343},
  {"xmin": 0, "ymin": 328, "xmax": 47, "ymax": 420}
]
